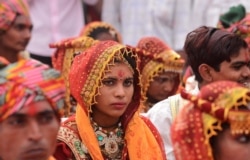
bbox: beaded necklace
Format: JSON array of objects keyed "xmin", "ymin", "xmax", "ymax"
[{"xmin": 91, "ymin": 118, "xmax": 124, "ymax": 159}]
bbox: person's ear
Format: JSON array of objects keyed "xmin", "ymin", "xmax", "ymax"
[{"xmin": 199, "ymin": 64, "xmax": 213, "ymax": 82}]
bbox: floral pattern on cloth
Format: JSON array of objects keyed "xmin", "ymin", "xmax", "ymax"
[
  {"xmin": 171, "ymin": 81, "xmax": 250, "ymax": 160},
  {"xmin": 0, "ymin": 59, "xmax": 65, "ymax": 121},
  {"xmin": 0, "ymin": 0, "xmax": 29, "ymax": 31}
]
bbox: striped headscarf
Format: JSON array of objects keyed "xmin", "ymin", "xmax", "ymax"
[
  {"xmin": 0, "ymin": 59, "xmax": 65, "ymax": 122},
  {"xmin": 0, "ymin": 0, "xmax": 29, "ymax": 31}
]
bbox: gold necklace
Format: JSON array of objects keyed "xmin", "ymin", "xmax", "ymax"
[{"xmin": 91, "ymin": 119, "xmax": 124, "ymax": 159}]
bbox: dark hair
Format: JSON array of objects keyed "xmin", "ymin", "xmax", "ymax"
[
  {"xmin": 184, "ymin": 26, "xmax": 248, "ymax": 83},
  {"xmin": 88, "ymin": 27, "xmax": 119, "ymax": 42}
]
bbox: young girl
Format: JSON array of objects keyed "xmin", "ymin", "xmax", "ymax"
[
  {"xmin": 54, "ymin": 40, "xmax": 166, "ymax": 159},
  {"xmin": 136, "ymin": 36, "xmax": 185, "ymax": 112}
]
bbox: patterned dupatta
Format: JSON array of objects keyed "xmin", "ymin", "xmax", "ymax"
[
  {"xmin": 69, "ymin": 40, "xmax": 166, "ymax": 159},
  {"xmin": 171, "ymin": 81, "xmax": 250, "ymax": 160},
  {"xmin": 136, "ymin": 36, "xmax": 185, "ymax": 110},
  {"xmin": 50, "ymin": 36, "xmax": 98, "ymax": 116}
]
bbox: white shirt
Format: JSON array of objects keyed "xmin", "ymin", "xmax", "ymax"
[
  {"xmin": 102, "ymin": 0, "xmax": 193, "ymax": 51},
  {"xmin": 145, "ymin": 85, "xmax": 199, "ymax": 160},
  {"xmin": 190, "ymin": 0, "xmax": 250, "ymax": 30},
  {"xmin": 145, "ymin": 98, "xmax": 176, "ymax": 160},
  {"xmin": 26, "ymin": 0, "xmax": 98, "ymax": 57}
]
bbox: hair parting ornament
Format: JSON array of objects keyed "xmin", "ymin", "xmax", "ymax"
[{"xmin": 108, "ymin": 52, "xmax": 135, "ymax": 75}]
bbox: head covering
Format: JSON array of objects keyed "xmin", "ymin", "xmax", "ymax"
[
  {"xmin": 136, "ymin": 36, "xmax": 185, "ymax": 101},
  {"xmin": 218, "ymin": 4, "xmax": 250, "ymax": 48},
  {"xmin": 0, "ymin": 59, "xmax": 65, "ymax": 122},
  {"xmin": 171, "ymin": 81, "xmax": 250, "ymax": 160},
  {"xmin": 69, "ymin": 40, "xmax": 166, "ymax": 160},
  {"xmin": 69, "ymin": 40, "xmax": 141, "ymax": 120},
  {"xmin": 79, "ymin": 21, "xmax": 122, "ymax": 43},
  {"xmin": 0, "ymin": 0, "xmax": 29, "ymax": 31},
  {"xmin": 50, "ymin": 36, "xmax": 98, "ymax": 71},
  {"xmin": 50, "ymin": 36, "xmax": 98, "ymax": 116}
]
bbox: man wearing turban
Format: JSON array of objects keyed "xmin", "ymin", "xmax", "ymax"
[
  {"xmin": 0, "ymin": 0, "xmax": 32, "ymax": 63},
  {"xmin": 0, "ymin": 58, "xmax": 65, "ymax": 160}
]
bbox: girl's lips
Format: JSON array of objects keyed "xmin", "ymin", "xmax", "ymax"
[{"xmin": 111, "ymin": 103, "xmax": 127, "ymax": 109}]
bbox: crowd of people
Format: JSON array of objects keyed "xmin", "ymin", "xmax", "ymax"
[{"xmin": 1, "ymin": 0, "xmax": 250, "ymax": 160}]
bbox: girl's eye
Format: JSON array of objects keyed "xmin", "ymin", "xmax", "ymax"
[
  {"xmin": 154, "ymin": 76, "xmax": 176, "ymax": 84},
  {"xmin": 235, "ymin": 134, "xmax": 250, "ymax": 143},
  {"xmin": 124, "ymin": 79, "xmax": 133, "ymax": 87},
  {"xmin": 102, "ymin": 79, "xmax": 115, "ymax": 86}
]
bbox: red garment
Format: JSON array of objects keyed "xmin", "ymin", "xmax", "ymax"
[
  {"xmin": 54, "ymin": 115, "xmax": 166, "ymax": 160},
  {"xmin": 55, "ymin": 41, "xmax": 166, "ymax": 159}
]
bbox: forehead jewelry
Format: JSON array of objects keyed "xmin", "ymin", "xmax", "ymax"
[{"xmin": 118, "ymin": 70, "xmax": 125, "ymax": 79}]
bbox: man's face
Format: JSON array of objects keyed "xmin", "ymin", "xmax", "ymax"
[
  {"xmin": 0, "ymin": 100, "xmax": 60, "ymax": 160},
  {"xmin": 210, "ymin": 47, "xmax": 250, "ymax": 87},
  {"xmin": 0, "ymin": 14, "xmax": 32, "ymax": 52}
]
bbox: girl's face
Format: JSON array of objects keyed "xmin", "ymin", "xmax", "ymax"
[
  {"xmin": 147, "ymin": 71, "xmax": 179, "ymax": 102},
  {"xmin": 92, "ymin": 62, "xmax": 134, "ymax": 124},
  {"xmin": 213, "ymin": 126, "xmax": 250, "ymax": 160}
]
